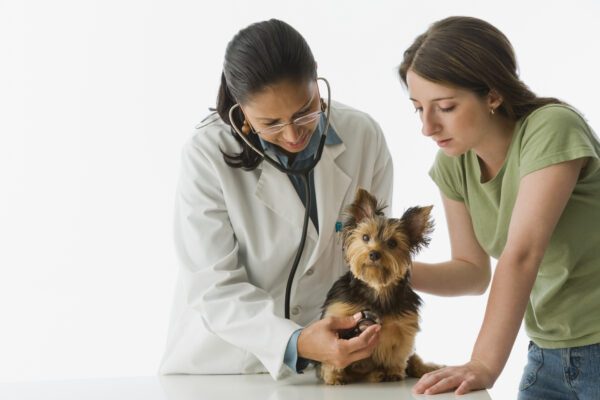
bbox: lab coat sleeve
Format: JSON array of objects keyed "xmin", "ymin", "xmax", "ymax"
[{"xmin": 173, "ymin": 137, "xmax": 300, "ymax": 379}]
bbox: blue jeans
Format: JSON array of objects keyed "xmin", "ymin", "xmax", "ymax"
[{"xmin": 518, "ymin": 341, "xmax": 600, "ymax": 400}]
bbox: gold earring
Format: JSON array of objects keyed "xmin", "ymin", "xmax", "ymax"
[
  {"xmin": 490, "ymin": 107, "xmax": 495, "ymax": 115},
  {"xmin": 242, "ymin": 120, "xmax": 251, "ymax": 134},
  {"xmin": 320, "ymin": 98, "xmax": 327, "ymax": 112}
]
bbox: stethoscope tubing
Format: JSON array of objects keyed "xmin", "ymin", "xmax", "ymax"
[
  {"xmin": 228, "ymin": 77, "xmax": 332, "ymax": 319},
  {"xmin": 284, "ymin": 172, "xmax": 311, "ymax": 319}
]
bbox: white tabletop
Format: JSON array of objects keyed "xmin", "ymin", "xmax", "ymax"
[{"xmin": 0, "ymin": 372, "xmax": 492, "ymax": 400}]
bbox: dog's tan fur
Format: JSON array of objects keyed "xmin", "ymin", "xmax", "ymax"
[{"xmin": 318, "ymin": 188, "xmax": 441, "ymax": 385}]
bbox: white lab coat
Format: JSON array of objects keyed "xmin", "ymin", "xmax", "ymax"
[{"xmin": 159, "ymin": 101, "xmax": 393, "ymax": 380}]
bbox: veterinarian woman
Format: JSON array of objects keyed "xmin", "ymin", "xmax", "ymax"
[
  {"xmin": 400, "ymin": 16, "xmax": 600, "ymax": 398},
  {"xmin": 159, "ymin": 19, "xmax": 389, "ymax": 379}
]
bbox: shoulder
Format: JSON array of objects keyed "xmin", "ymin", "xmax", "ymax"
[
  {"xmin": 328, "ymin": 101, "xmax": 390, "ymax": 163},
  {"xmin": 517, "ymin": 104, "xmax": 596, "ymax": 151},
  {"xmin": 433, "ymin": 148, "xmax": 463, "ymax": 168},
  {"xmin": 182, "ymin": 113, "xmax": 241, "ymax": 165},
  {"xmin": 431, "ymin": 149, "xmax": 468, "ymax": 178},
  {"xmin": 175, "ymin": 113, "xmax": 248, "ymax": 182},
  {"xmin": 520, "ymin": 104, "xmax": 591, "ymax": 136},
  {"xmin": 329, "ymin": 101, "xmax": 385, "ymax": 141},
  {"xmin": 517, "ymin": 104, "xmax": 600, "ymax": 177},
  {"xmin": 428, "ymin": 149, "xmax": 469, "ymax": 202}
]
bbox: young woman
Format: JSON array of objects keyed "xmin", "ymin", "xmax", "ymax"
[
  {"xmin": 400, "ymin": 16, "xmax": 600, "ymax": 398},
  {"xmin": 159, "ymin": 19, "xmax": 390, "ymax": 379}
]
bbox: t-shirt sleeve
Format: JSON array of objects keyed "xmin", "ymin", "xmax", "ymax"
[
  {"xmin": 519, "ymin": 106, "xmax": 600, "ymax": 178},
  {"xmin": 429, "ymin": 149, "xmax": 465, "ymax": 202}
]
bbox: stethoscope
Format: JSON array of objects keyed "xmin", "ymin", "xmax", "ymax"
[{"xmin": 228, "ymin": 77, "xmax": 331, "ymax": 319}]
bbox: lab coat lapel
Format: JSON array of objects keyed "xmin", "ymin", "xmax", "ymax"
[
  {"xmin": 304, "ymin": 142, "xmax": 351, "ymax": 271},
  {"xmin": 254, "ymin": 162, "xmax": 319, "ymax": 242}
]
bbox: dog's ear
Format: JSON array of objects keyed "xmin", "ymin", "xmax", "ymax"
[
  {"xmin": 350, "ymin": 188, "xmax": 379, "ymax": 221},
  {"xmin": 341, "ymin": 188, "xmax": 386, "ymax": 244},
  {"xmin": 344, "ymin": 188, "xmax": 385, "ymax": 224},
  {"xmin": 401, "ymin": 205, "xmax": 434, "ymax": 253}
]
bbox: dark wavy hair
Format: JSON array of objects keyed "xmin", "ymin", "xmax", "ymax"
[
  {"xmin": 216, "ymin": 19, "xmax": 317, "ymax": 170},
  {"xmin": 399, "ymin": 16, "xmax": 562, "ymax": 121}
]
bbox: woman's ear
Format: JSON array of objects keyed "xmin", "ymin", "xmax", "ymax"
[
  {"xmin": 487, "ymin": 89, "xmax": 503, "ymax": 110},
  {"xmin": 238, "ymin": 105, "xmax": 253, "ymax": 135}
]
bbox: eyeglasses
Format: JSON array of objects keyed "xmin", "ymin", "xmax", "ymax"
[{"xmin": 252, "ymin": 109, "xmax": 323, "ymax": 136}]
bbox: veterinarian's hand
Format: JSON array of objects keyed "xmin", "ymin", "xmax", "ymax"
[
  {"xmin": 298, "ymin": 313, "xmax": 380, "ymax": 368},
  {"xmin": 411, "ymin": 359, "xmax": 495, "ymax": 395}
]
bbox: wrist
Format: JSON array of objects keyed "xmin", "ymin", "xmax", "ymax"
[
  {"xmin": 297, "ymin": 329, "xmax": 308, "ymax": 360},
  {"xmin": 469, "ymin": 356, "xmax": 501, "ymax": 384}
]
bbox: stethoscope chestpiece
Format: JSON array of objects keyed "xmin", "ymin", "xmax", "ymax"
[{"xmin": 338, "ymin": 310, "xmax": 381, "ymax": 340}]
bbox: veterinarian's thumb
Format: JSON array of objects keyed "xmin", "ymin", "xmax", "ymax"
[{"xmin": 329, "ymin": 313, "xmax": 363, "ymax": 329}]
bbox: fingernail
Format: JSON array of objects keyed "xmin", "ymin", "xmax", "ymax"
[
  {"xmin": 375, "ymin": 326, "xmax": 381, "ymax": 333},
  {"xmin": 353, "ymin": 312, "xmax": 362, "ymax": 320}
]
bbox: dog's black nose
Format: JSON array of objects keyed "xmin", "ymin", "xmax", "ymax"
[{"xmin": 369, "ymin": 250, "xmax": 381, "ymax": 261}]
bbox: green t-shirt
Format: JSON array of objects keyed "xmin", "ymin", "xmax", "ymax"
[{"xmin": 429, "ymin": 104, "xmax": 600, "ymax": 348}]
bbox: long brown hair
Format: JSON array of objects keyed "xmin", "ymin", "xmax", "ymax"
[{"xmin": 399, "ymin": 16, "xmax": 562, "ymax": 120}]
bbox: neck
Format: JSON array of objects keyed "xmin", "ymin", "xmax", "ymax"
[{"xmin": 473, "ymin": 116, "xmax": 516, "ymax": 182}]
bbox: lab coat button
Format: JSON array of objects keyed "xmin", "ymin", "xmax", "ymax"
[
  {"xmin": 306, "ymin": 268, "xmax": 314, "ymax": 276},
  {"xmin": 291, "ymin": 306, "xmax": 301, "ymax": 315}
]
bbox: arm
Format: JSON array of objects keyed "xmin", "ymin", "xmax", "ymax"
[
  {"xmin": 170, "ymin": 141, "xmax": 299, "ymax": 378},
  {"xmin": 413, "ymin": 157, "xmax": 586, "ymax": 395},
  {"xmin": 411, "ymin": 193, "xmax": 491, "ymax": 296},
  {"xmin": 171, "ymin": 137, "xmax": 380, "ymax": 378}
]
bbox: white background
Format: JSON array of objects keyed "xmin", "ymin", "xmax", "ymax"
[{"xmin": 1, "ymin": 0, "xmax": 599, "ymax": 398}]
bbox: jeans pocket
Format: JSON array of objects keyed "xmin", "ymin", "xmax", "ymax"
[
  {"xmin": 519, "ymin": 341, "xmax": 544, "ymax": 391},
  {"xmin": 568, "ymin": 342, "xmax": 600, "ymax": 397}
]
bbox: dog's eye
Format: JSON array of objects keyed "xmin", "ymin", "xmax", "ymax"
[
  {"xmin": 362, "ymin": 234, "xmax": 370, "ymax": 242},
  {"xmin": 387, "ymin": 239, "xmax": 397, "ymax": 248}
]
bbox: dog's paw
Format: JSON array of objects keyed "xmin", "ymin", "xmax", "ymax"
[
  {"xmin": 364, "ymin": 369, "xmax": 386, "ymax": 383},
  {"xmin": 384, "ymin": 368, "xmax": 407, "ymax": 382},
  {"xmin": 406, "ymin": 353, "xmax": 442, "ymax": 378},
  {"xmin": 319, "ymin": 363, "xmax": 349, "ymax": 385},
  {"xmin": 325, "ymin": 376, "xmax": 347, "ymax": 385}
]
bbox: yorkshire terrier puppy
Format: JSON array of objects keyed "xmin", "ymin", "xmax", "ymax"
[{"xmin": 319, "ymin": 188, "xmax": 440, "ymax": 385}]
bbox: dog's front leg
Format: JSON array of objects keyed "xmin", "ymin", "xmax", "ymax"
[{"xmin": 319, "ymin": 363, "xmax": 350, "ymax": 385}]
